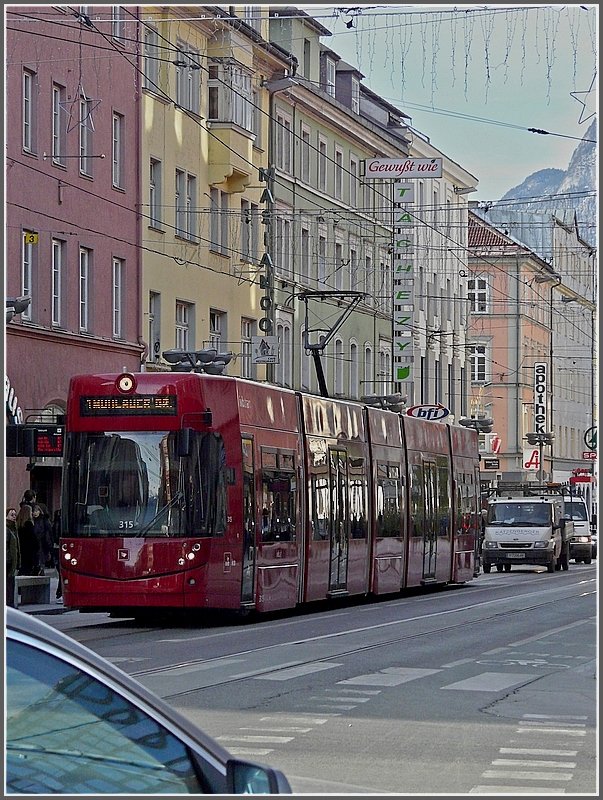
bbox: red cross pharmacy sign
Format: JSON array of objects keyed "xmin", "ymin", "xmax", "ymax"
[{"xmin": 523, "ymin": 448, "xmax": 540, "ymax": 471}]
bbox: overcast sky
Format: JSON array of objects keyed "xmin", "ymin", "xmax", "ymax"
[{"xmin": 297, "ymin": 3, "xmax": 598, "ymax": 201}]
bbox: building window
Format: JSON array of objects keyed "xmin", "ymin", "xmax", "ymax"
[
  {"xmin": 350, "ymin": 341, "xmax": 358, "ymax": 399},
  {"xmin": 379, "ymin": 345, "xmax": 391, "ymax": 394},
  {"xmin": 325, "ymin": 57, "xmax": 336, "ymax": 97},
  {"xmin": 148, "ymin": 291, "xmax": 161, "ymax": 360},
  {"xmin": 275, "ymin": 111, "xmax": 292, "ymax": 173},
  {"xmin": 276, "ymin": 212, "xmax": 292, "ymax": 279},
  {"xmin": 251, "ymin": 89, "xmax": 262, "ymax": 148},
  {"xmin": 23, "ymin": 70, "xmax": 36, "ymax": 153},
  {"xmin": 52, "ymin": 83, "xmax": 66, "ymax": 165},
  {"xmin": 79, "ymin": 248, "xmax": 90, "ymax": 331},
  {"xmin": 303, "ymin": 39, "xmax": 311, "ymax": 78},
  {"xmin": 21, "ymin": 232, "xmax": 34, "ymax": 321},
  {"xmin": 300, "ymin": 125, "xmax": 310, "ymax": 184},
  {"xmin": 349, "ymin": 242, "xmax": 358, "ymax": 290},
  {"xmin": 350, "ymin": 157, "xmax": 358, "ymax": 207},
  {"xmin": 334, "ymin": 241, "xmax": 343, "ymax": 291},
  {"xmin": 186, "ymin": 174, "xmax": 197, "ymax": 241},
  {"xmin": 112, "ymin": 112, "xmax": 124, "ymax": 188},
  {"xmin": 351, "ymin": 77, "xmax": 360, "ymax": 113},
  {"xmin": 243, "ymin": 5, "xmax": 261, "ymax": 33},
  {"xmin": 175, "ymin": 301, "xmax": 190, "ymax": 350},
  {"xmin": 175, "ymin": 41, "xmax": 200, "ymax": 114},
  {"xmin": 334, "ymin": 148, "xmax": 343, "ymax": 200},
  {"xmin": 364, "ymin": 345, "xmax": 373, "ymax": 395},
  {"xmin": 318, "ymin": 137, "xmax": 327, "ymax": 192},
  {"xmin": 365, "ymin": 255, "xmax": 373, "ymax": 301},
  {"xmin": 468, "ymin": 277, "xmax": 489, "ymax": 313},
  {"xmin": 79, "ymin": 96, "xmax": 93, "ymax": 176},
  {"xmin": 318, "ymin": 235, "xmax": 327, "ymax": 285},
  {"xmin": 143, "ymin": 26, "xmax": 159, "ymax": 89},
  {"xmin": 275, "ymin": 317, "xmax": 292, "ymax": 387},
  {"xmin": 241, "ymin": 317, "xmax": 254, "ymax": 379},
  {"xmin": 207, "ymin": 62, "xmax": 252, "ymax": 130},
  {"xmin": 175, "ymin": 169, "xmax": 185, "ymax": 236},
  {"xmin": 301, "ymin": 327, "xmax": 310, "ymax": 391},
  {"xmin": 469, "ymin": 343, "xmax": 488, "ymax": 383},
  {"xmin": 240, "ymin": 199, "xmax": 251, "ymax": 261},
  {"xmin": 112, "ymin": 257, "xmax": 123, "ymax": 338},
  {"xmin": 51, "ymin": 239, "xmax": 63, "ymax": 326},
  {"xmin": 334, "ymin": 338, "xmax": 344, "ymax": 395},
  {"xmin": 149, "ymin": 158, "xmax": 162, "ymax": 228},
  {"xmin": 210, "ymin": 188, "xmax": 229, "ymax": 256},
  {"xmin": 111, "ymin": 5, "xmax": 125, "ymax": 39},
  {"xmin": 300, "ymin": 225, "xmax": 310, "ymax": 282},
  {"xmin": 209, "ymin": 309, "xmax": 224, "ymax": 350}
]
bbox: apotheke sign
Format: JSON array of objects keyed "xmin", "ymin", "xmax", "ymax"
[
  {"xmin": 363, "ymin": 158, "xmax": 443, "ymax": 179},
  {"xmin": 533, "ymin": 362, "xmax": 548, "ymax": 434}
]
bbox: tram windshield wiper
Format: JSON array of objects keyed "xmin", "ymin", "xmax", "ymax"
[{"xmin": 135, "ymin": 492, "xmax": 184, "ymax": 538}]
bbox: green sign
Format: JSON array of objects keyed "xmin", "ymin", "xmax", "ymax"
[{"xmin": 584, "ymin": 426, "xmax": 597, "ymax": 451}]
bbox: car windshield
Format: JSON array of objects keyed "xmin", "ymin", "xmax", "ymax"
[{"xmin": 487, "ymin": 502, "xmax": 551, "ymax": 526}]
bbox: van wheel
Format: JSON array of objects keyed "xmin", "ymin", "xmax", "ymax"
[
  {"xmin": 547, "ymin": 560, "xmax": 555, "ymax": 573},
  {"xmin": 483, "ymin": 563, "xmax": 491, "ymax": 573},
  {"xmin": 504, "ymin": 563, "xmax": 512, "ymax": 572},
  {"xmin": 584, "ymin": 558, "xmax": 592, "ymax": 564},
  {"xmin": 496, "ymin": 564, "xmax": 504, "ymax": 572},
  {"xmin": 575, "ymin": 558, "xmax": 582, "ymax": 564}
]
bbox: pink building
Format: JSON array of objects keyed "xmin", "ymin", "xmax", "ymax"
[
  {"xmin": 467, "ymin": 212, "xmax": 554, "ymax": 487},
  {"xmin": 5, "ymin": 6, "xmax": 142, "ymax": 510}
]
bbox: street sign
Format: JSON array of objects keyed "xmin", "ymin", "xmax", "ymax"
[
  {"xmin": 406, "ymin": 403, "xmax": 450, "ymax": 421},
  {"xmin": 523, "ymin": 448, "xmax": 540, "ymax": 471},
  {"xmin": 483, "ymin": 458, "xmax": 500, "ymax": 470},
  {"xmin": 491, "ymin": 435, "xmax": 501, "ymax": 454},
  {"xmin": 584, "ymin": 426, "xmax": 597, "ymax": 451},
  {"xmin": 252, "ymin": 335, "xmax": 279, "ymax": 364}
]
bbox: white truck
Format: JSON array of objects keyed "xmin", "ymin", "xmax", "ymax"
[{"xmin": 482, "ymin": 484, "xmax": 574, "ymax": 573}]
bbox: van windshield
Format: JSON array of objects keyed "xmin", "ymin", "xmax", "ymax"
[
  {"xmin": 487, "ymin": 502, "xmax": 551, "ymax": 526},
  {"xmin": 564, "ymin": 501, "xmax": 588, "ymax": 521}
]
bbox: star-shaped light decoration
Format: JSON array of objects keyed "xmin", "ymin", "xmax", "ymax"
[
  {"xmin": 569, "ymin": 72, "xmax": 597, "ymax": 124},
  {"xmin": 61, "ymin": 84, "xmax": 102, "ymax": 134}
]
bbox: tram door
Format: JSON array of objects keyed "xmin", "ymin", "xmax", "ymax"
[
  {"xmin": 329, "ymin": 448, "xmax": 349, "ymax": 592},
  {"xmin": 241, "ymin": 437, "xmax": 256, "ymax": 604},
  {"xmin": 422, "ymin": 460, "xmax": 438, "ymax": 579}
]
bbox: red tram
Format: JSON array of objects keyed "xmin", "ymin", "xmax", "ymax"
[{"xmin": 60, "ymin": 371, "xmax": 481, "ymax": 616}]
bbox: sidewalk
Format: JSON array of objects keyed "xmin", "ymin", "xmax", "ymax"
[{"xmin": 16, "ymin": 569, "xmax": 67, "ymax": 616}]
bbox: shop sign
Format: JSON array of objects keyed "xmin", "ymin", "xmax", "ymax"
[{"xmin": 5, "ymin": 375, "xmax": 24, "ymax": 423}]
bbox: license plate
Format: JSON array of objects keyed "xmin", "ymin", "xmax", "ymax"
[{"xmin": 506, "ymin": 553, "xmax": 526, "ymax": 558}]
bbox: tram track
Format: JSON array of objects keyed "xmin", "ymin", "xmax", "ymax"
[{"xmin": 129, "ymin": 578, "xmax": 595, "ymax": 698}]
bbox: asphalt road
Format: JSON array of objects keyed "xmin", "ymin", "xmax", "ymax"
[{"xmin": 40, "ymin": 563, "xmax": 597, "ymax": 795}]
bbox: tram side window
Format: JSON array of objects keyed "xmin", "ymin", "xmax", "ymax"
[
  {"xmin": 376, "ymin": 463, "xmax": 401, "ymax": 537},
  {"xmin": 349, "ymin": 457, "xmax": 367, "ymax": 539},
  {"xmin": 261, "ymin": 449, "xmax": 296, "ymax": 543},
  {"xmin": 410, "ymin": 463, "xmax": 424, "ymax": 538},
  {"xmin": 437, "ymin": 459, "xmax": 450, "ymax": 538},
  {"xmin": 186, "ymin": 433, "xmax": 227, "ymax": 536},
  {"xmin": 311, "ymin": 475, "xmax": 329, "ymax": 540}
]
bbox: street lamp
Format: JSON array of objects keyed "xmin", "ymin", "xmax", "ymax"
[
  {"xmin": 526, "ymin": 431, "xmax": 555, "ymax": 483},
  {"xmin": 162, "ymin": 349, "xmax": 234, "ymax": 375},
  {"xmin": 459, "ymin": 415, "xmax": 494, "ymax": 434}
]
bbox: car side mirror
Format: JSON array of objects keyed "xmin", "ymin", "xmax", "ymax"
[{"xmin": 226, "ymin": 759, "xmax": 292, "ymax": 794}]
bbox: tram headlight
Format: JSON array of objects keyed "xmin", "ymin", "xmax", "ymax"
[
  {"xmin": 178, "ymin": 558, "xmax": 185, "ymax": 565},
  {"xmin": 70, "ymin": 559, "xmax": 77, "ymax": 565},
  {"xmin": 63, "ymin": 552, "xmax": 72, "ymax": 560},
  {"xmin": 186, "ymin": 552, "xmax": 195, "ymax": 560},
  {"xmin": 192, "ymin": 543, "xmax": 201, "ymax": 552}
]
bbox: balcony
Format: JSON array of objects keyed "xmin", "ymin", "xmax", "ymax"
[{"xmin": 208, "ymin": 123, "xmax": 254, "ymax": 192}]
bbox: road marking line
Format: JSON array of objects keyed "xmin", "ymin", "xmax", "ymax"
[
  {"xmin": 339, "ymin": 667, "xmax": 439, "ymax": 686},
  {"xmin": 260, "ymin": 716, "xmax": 330, "ymax": 724},
  {"xmin": 519, "ymin": 720, "xmax": 586, "ymax": 728},
  {"xmin": 508, "ymin": 618, "xmax": 593, "ymax": 646},
  {"xmin": 500, "ymin": 748, "xmax": 578, "ymax": 757},
  {"xmin": 223, "ymin": 747, "xmax": 274, "ymax": 756},
  {"xmin": 337, "ymin": 688, "xmax": 382, "ymax": 695},
  {"xmin": 522, "ymin": 714, "xmax": 587, "ymax": 721},
  {"xmin": 255, "ymin": 662, "xmax": 342, "ymax": 680},
  {"xmin": 441, "ymin": 657, "xmax": 475, "ymax": 667},
  {"xmin": 469, "ymin": 785, "xmax": 566, "ymax": 794},
  {"xmin": 239, "ymin": 726, "xmax": 312, "ymax": 733},
  {"xmin": 482, "ymin": 769, "xmax": 573, "ymax": 781},
  {"xmin": 442, "ymin": 672, "xmax": 533, "ymax": 691},
  {"xmin": 492, "ymin": 759, "xmax": 577, "ymax": 769},
  {"xmin": 515, "ymin": 728, "xmax": 586, "ymax": 736},
  {"xmin": 217, "ymin": 734, "xmax": 295, "ymax": 744}
]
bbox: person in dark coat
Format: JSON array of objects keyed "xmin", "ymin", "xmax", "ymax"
[
  {"xmin": 15, "ymin": 504, "xmax": 38, "ymax": 576},
  {"xmin": 52, "ymin": 509, "xmax": 63, "ymax": 601},
  {"xmin": 6, "ymin": 507, "xmax": 21, "ymax": 607},
  {"xmin": 32, "ymin": 504, "xmax": 52, "ymax": 574}
]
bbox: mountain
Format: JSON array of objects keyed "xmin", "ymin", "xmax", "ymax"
[{"xmin": 496, "ymin": 119, "xmax": 597, "ymax": 246}]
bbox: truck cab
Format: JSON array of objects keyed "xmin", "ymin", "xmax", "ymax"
[{"xmin": 482, "ymin": 485, "xmax": 573, "ymax": 573}]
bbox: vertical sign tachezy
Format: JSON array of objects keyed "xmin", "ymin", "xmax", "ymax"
[
  {"xmin": 533, "ymin": 362, "xmax": 548, "ymax": 434},
  {"xmin": 392, "ymin": 182, "xmax": 415, "ymax": 387}
]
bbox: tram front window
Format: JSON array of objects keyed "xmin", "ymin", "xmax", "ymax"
[{"xmin": 63, "ymin": 431, "xmax": 227, "ymax": 538}]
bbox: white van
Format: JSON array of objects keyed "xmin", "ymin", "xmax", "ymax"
[{"xmin": 565, "ymin": 496, "xmax": 593, "ymax": 563}]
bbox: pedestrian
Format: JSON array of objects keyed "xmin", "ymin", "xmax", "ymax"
[
  {"xmin": 20, "ymin": 488, "xmax": 36, "ymax": 510},
  {"xmin": 32, "ymin": 504, "xmax": 52, "ymax": 575},
  {"xmin": 6, "ymin": 507, "xmax": 21, "ymax": 607},
  {"xmin": 52, "ymin": 509, "xmax": 63, "ymax": 601},
  {"xmin": 15, "ymin": 503, "xmax": 37, "ymax": 576},
  {"xmin": 36, "ymin": 503, "xmax": 55, "ymax": 567}
]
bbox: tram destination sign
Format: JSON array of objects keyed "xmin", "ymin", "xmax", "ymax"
[{"xmin": 81, "ymin": 395, "xmax": 177, "ymax": 416}]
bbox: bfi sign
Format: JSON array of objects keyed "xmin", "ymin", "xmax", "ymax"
[{"xmin": 533, "ymin": 362, "xmax": 548, "ymax": 434}]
